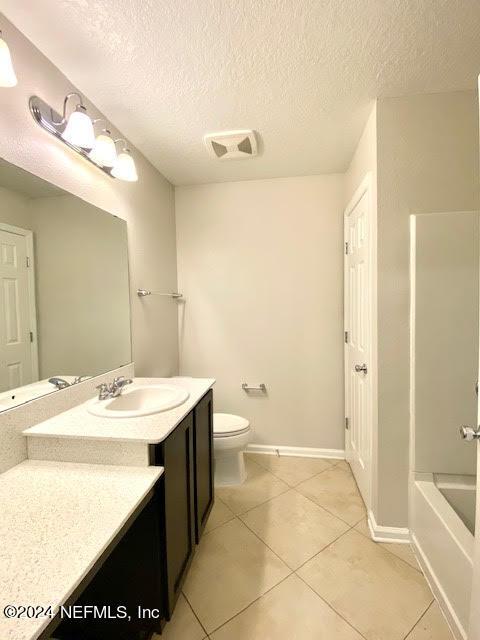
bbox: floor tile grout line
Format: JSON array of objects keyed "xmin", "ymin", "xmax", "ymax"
[
  {"xmin": 299, "ymin": 515, "xmax": 425, "ymax": 580},
  {"xmin": 235, "ymin": 482, "xmax": 348, "ymax": 528},
  {"xmin": 234, "ymin": 490, "xmax": 358, "ymax": 573},
  {"xmin": 294, "ymin": 569, "xmax": 370, "ymax": 640},
  {"xmin": 222, "ymin": 466, "xmax": 360, "ymax": 525},
  {"xmin": 233, "ymin": 514, "xmax": 294, "ymax": 569},
  {"xmin": 182, "ymin": 590, "xmax": 210, "ymax": 636},
  {"xmin": 203, "ymin": 513, "xmax": 236, "ymax": 536},
  {"xmin": 183, "ymin": 514, "xmax": 294, "ymax": 632},
  {"xmin": 229, "ymin": 484, "xmax": 292, "ymax": 518},
  {"xmin": 222, "ymin": 455, "xmax": 352, "ymax": 520},
  {"xmin": 401, "ymin": 598, "xmax": 436, "ymax": 640},
  {"xmin": 233, "ymin": 488, "xmax": 359, "ymax": 573},
  {"xmin": 353, "ymin": 520, "xmax": 423, "ymax": 574},
  {"xmin": 293, "ymin": 521, "xmax": 357, "ymax": 572},
  {"xmin": 294, "ymin": 526, "xmax": 436, "ymax": 640},
  {"xmin": 206, "ymin": 572, "xmax": 294, "ymax": 636},
  {"xmin": 291, "ymin": 483, "xmax": 365, "ymax": 528}
]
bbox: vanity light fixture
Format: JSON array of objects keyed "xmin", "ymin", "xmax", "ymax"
[
  {"xmin": 60, "ymin": 93, "xmax": 95, "ymax": 149},
  {"xmin": 88, "ymin": 120, "xmax": 117, "ymax": 167},
  {"xmin": 29, "ymin": 95, "xmax": 139, "ymax": 181},
  {"xmin": 111, "ymin": 140, "xmax": 138, "ymax": 182},
  {"xmin": 0, "ymin": 30, "xmax": 17, "ymax": 87}
]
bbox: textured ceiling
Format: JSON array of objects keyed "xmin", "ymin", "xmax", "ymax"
[{"xmin": 2, "ymin": 1, "xmax": 480, "ymax": 185}]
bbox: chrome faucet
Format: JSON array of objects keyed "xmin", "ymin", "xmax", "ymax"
[
  {"xmin": 96, "ymin": 376, "xmax": 133, "ymax": 401},
  {"xmin": 48, "ymin": 377, "xmax": 70, "ymax": 390}
]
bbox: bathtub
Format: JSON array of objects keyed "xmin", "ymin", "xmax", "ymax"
[{"xmin": 411, "ymin": 473, "xmax": 475, "ymax": 640}]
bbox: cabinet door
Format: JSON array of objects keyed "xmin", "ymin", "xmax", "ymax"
[
  {"xmin": 157, "ymin": 413, "xmax": 195, "ymax": 617},
  {"xmin": 194, "ymin": 390, "xmax": 214, "ymax": 543},
  {"xmin": 52, "ymin": 493, "xmax": 163, "ymax": 640}
]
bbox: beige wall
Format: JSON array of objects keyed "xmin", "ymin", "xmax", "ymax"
[
  {"xmin": 0, "ymin": 15, "xmax": 178, "ymax": 380},
  {"xmin": 176, "ymin": 175, "xmax": 345, "ymax": 450},
  {"xmin": 0, "ymin": 184, "xmax": 30, "ymax": 228},
  {"xmin": 376, "ymin": 91, "xmax": 479, "ymax": 526},
  {"xmin": 413, "ymin": 211, "xmax": 478, "ymax": 475}
]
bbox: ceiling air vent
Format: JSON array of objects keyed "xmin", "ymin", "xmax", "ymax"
[{"xmin": 204, "ymin": 130, "xmax": 258, "ymax": 160}]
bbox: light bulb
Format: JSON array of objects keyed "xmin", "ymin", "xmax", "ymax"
[
  {"xmin": 0, "ymin": 34, "xmax": 17, "ymax": 87},
  {"xmin": 61, "ymin": 105, "xmax": 95, "ymax": 149},
  {"xmin": 111, "ymin": 150, "xmax": 138, "ymax": 182},
  {"xmin": 88, "ymin": 132, "xmax": 117, "ymax": 167}
]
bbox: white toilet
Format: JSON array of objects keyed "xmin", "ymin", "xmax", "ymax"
[{"xmin": 213, "ymin": 413, "xmax": 251, "ymax": 486}]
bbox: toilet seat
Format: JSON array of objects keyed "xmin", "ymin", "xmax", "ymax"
[{"xmin": 214, "ymin": 413, "xmax": 250, "ymax": 437}]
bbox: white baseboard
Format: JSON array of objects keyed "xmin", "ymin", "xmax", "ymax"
[
  {"xmin": 367, "ymin": 509, "xmax": 410, "ymax": 543},
  {"xmin": 412, "ymin": 533, "xmax": 466, "ymax": 640},
  {"xmin": 246, "ymin": 444, "xmax": 345, "ymax": 460}
]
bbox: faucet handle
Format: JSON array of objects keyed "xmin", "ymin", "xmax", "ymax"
[
  {"xmin": 113, "ymin": 376, "xmax": 133, "ymax": 387},
  {"xmin": 96, "ymin": 382, "xmax": 111, "ymax": 400}
]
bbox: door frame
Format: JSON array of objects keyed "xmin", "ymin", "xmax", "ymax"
[
  {"xmin": 344, "ymin": 172, "xmax": 378, "ymax": 516},
  {"xmin": 0, "ymin": 222, "xmax": 39, "ymax": 383}
]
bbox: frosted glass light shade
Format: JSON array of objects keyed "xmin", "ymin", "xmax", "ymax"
[
  {"xmin": 111, "ymin": 151, "xmax": 138, "ymax": 182},
  {"xmin": 88, "ymin": 133, "xmax": 117, "ymax": 167},
  {"xmin": 61, "ymin": 107, "xmax": 95, "ymax": 149},
  {"xmin": 0, "ymin": 36, "xmax": 17, "ymax": 87}
]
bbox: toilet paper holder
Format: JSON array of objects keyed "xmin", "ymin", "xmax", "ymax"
[{"xmin": 241, "ymin": 383, "xmax": 267, "ymax": 393}]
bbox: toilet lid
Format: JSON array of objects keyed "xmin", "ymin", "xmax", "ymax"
[{"xmin": 214, "ymin": 413, "xmax": 250, "ymax": 437}]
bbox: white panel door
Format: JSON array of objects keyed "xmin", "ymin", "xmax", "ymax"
[
  {"xmin": 0, "ymin": 228, "xmax": 33, "ymax": 391},
  {"xmin": 344, "ymin": 181, "xmax": 373, "ymax": 507}
]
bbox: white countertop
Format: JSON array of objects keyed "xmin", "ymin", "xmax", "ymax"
[
  {"xmin": 0, "ymin": 459, "xmax": 163, "ymax": 640},
  {"xmin": 23, "ymin": 377, "xmax": 215, "ymax": 444}
]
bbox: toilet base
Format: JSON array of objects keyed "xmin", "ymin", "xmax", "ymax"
[{"xmin": 214, "ymin": 450, "xmax": 246, "ymax": 486}]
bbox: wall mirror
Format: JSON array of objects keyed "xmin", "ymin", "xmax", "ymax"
[{"xmin": 0, "ymin": 157, "xmax": 132, "ymax": 411}]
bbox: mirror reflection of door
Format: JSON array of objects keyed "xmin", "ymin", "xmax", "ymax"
[{"xmin": 0, "ymin": 224, "xmax": 38, "ymax": 392}]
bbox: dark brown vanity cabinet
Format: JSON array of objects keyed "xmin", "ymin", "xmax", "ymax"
[{"xmin": 151, "ymin": 389, "xmax": 214, "ymax": 618}]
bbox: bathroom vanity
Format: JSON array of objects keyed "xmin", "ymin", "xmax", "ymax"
[{"xmin": 0, "ymin": 378, "xmax": 215, "ymax": 640}]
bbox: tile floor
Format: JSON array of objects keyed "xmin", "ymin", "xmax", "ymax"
[{"xmin": 156, "ymin": 454, "xmax": 455, "ymax": 640}]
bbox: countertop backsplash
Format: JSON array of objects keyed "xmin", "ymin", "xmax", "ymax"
[{"xmin": 0, "ymin": 363, "xmax": 134, "ymax": 474}]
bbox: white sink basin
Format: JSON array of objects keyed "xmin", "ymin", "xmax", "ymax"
[{"xmin": 87, "ymin": 384, "xmax": 190, "ymax": 418}]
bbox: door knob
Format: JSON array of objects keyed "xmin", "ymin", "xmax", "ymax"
[
  {"xmin": 459, "ymin": 425, "xmax": 480, "ymax": 441},
  {"xmin": 355, "ymin": 363, "xmax": 368, "ymax": 374}
]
